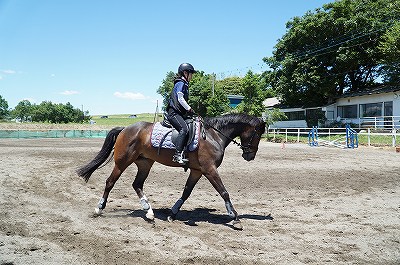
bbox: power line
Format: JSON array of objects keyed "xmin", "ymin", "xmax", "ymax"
[{"xmin": 214, "ymin": 19, "xmax": 396, "ymax": 80}]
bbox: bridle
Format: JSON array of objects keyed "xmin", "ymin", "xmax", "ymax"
[
  {"xmin": 201, "ymin": 119, "xmax": 261, "ymax": 154},
  {"xmin": 240, "ymin": 128, "xmax": 260, "ymax": 154}
]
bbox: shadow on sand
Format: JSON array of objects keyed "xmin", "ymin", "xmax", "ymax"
[{"xmin": 105, "ymin": 207, "xmax": 273, "ymax": 229}]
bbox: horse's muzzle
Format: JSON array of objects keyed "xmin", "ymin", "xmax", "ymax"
[{"xmin": 242, "ymin": 152, "xmax": 256, "ymax": 161}]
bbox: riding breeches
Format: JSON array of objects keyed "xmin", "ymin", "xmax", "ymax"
[{"xmin": 167, "ymin": 109, "xmax": 189, "ymax": 152}]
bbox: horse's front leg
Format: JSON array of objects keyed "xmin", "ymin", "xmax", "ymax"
[
  {"xmin": 167, "ymin": 169, "xmax": 202, "ymax": 222},
  {"xmin": 204, "ymin": 169, "xmax": 243, "ymax": 230},
  {"xmin": 132, "ymin": 158, "xmax": 155, "ymax": 220},
  {"xmin": 96, "ymin": 165, "xmax": 123, "ymax": 215}
]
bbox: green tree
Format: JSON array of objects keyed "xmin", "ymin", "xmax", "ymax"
[
  {"xmin": 189, "ymin": 71, "xmax": 229, "ymax": 117},
  {"xmin": 157, "ymin": 70, "xmax": 229, "ymax": 117},
  {"xmin": 378, "ymin": 21, "xmax": 400, "ymax": 84},
  {"xmin": 215, "ymin": 76, "xmax": 243, "ymax": 95},
  {"xmin": 264, "ymin": 0, "xmax": 400, "ymax": 108},
  {"xmin": 236, "ymin": 71, "xmax": 266, "ymax": 116},
  {"xmin": 157, "ymin": 71, "xmax": 175, "ymax": 111},
  {"xmin": 12, "ymin": 100, "xmax": 33, "ymax": 122},
  {"xmin": 0, "ymin": 95, "xmax": 9, "ymax": 120},
  {"xmin": 32, "ymin": 101, "xmax": 52, "ymax": 122},
  {"xmin": 28, "ymin": 101, "xmax": 88, "ymax": 123}
]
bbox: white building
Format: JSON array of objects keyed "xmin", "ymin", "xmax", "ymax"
[{"xmin": 266, "ymin": 86, "xmax": 400, "ymax": 129}]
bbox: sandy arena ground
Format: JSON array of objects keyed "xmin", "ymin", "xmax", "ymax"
[{"xmin": 0, "ymin": 138, "xmax": 399, "ymax": 265}]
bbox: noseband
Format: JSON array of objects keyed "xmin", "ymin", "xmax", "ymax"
[{"xmin": 240, "ymin": 128, "xmax": 260, "ymax": 154}]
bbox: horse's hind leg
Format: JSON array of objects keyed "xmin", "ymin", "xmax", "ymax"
[
  {"xmin": 132, "ymin": 158, "xmax": 155, "ymax": 220},
  {"xmin": 204, "ymin": 168, "xmax": 243, "ymax": 230}
]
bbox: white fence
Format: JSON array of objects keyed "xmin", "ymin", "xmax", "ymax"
[
  {"xmin": 336, "ymin": 116, "xmax": 400, "ymax": 129},
  {"xmin": 267, "ymin": 127, "xmax": 398, "ymax": 147}
]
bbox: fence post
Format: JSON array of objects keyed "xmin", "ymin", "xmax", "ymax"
[
  {"xmin": 328, "ymin": 128, "xmax": 331, "ymax": 141},
  {"xmin": 285, "ymin": 128, "xmax": 288, "ymax": 142},
  {"xmin": 392, "ymin": 129, "xmax": 396, "ymax": 147},
  {"xmin": 368, "ymin": 128, "xmax": 371, "ymax": 146},
  {"xmin": 297, "ymin": 128, "xmax": 300, "ymax": 142}
]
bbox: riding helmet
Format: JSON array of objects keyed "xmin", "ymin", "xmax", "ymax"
[{"xmin": 178, "ymin": 63, "xmax": 196, "ymax": 74}]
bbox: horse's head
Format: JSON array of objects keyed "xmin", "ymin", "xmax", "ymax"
[{"xmin": 240, "ymin": 120, "xmax": 266, "ymax": 161}]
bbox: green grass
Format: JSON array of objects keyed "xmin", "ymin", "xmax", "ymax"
[{"xmin": 91, "ymin": 113, "xmax": 163, "ymax": 126}]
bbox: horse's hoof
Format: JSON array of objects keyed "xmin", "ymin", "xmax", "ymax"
[
  {"xmin": 146, "ymin": 212, "xmax": 154, "ymax": 220},
  {"xmin": 94, "ymin": 207, "xmax": 103, "ymax": 216},
  {"xmin": 167, "ymin": 215, "xmax": 174, "ymax": 223},
  {"xmin": 232, "ymin": 220, "xmax": 243, "ymax": 230}
]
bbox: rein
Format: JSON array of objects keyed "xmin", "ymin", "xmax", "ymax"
[{"xmin": 199, "ymin": 116, "xmax": 259, "ymax": 153}]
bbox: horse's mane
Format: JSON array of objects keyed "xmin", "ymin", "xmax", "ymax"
[{"xmin": 204, "ymin": 113, "xmax": 265, "ymax": 132}]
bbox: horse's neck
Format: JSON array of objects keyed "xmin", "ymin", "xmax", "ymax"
[{"xmin": 211, "ymin": 123, "xmax": 244, "ymax": 148}]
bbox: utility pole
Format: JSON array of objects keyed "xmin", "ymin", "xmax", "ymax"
[
  {"xmin": 211, "ymin": 72, "xmax": 215, "ymax": 96},
  {"xmin": 154, "ymin": 100, "xmax": 159, "ymax": 123}
]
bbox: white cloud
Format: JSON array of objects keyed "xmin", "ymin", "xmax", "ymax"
[
  {"xmin": 1, "ymin": 70, "xmax": 16, "ymax": 74},
  {"xmin": 60, "ymin": 90, "xmax": 79, "ymax": 95},
  {"xmin": 114, "ymin": 91, "xmax": 146, "ymax": 100}
]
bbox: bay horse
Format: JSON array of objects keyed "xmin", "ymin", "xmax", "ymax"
[{"xmin": 77, "ymin": 113, "xmax": 266, "ymax": 230}]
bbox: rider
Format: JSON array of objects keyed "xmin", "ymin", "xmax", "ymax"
[{"xmin": 167, "ymin": 63, "xmax": 196, "ymax": 165}]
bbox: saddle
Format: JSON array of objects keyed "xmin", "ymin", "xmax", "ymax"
[{"xmin": 150, "ymin": 116, "xmax": 203, "ymax": 154}]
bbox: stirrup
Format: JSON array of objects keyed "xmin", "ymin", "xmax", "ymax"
[{"xmin": 173, "ymin": 152, "xmax": 188, "ymax": 164}]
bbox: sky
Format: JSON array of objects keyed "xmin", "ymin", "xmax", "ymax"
[{"xmin": 0, "ymin": 0, "xmax": 332, "ymax": 115}]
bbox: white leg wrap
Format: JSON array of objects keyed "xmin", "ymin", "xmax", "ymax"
[
  {"xmin": 140, "ymin": 195, "xmax": 150, "ymax": 210},
  {"xmin": 225, "ymin": 201, "xmax": 235, "ymax": 218},
  {"xmin": 94, "ymin": 207, "xmax": 103, "ymax": 215},
  {"xmin": 146, "ymin": 208, "xmax": 154, "ymax": 220}
]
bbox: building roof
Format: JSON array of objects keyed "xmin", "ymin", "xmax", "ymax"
[
  {"xmin": 338, "ymin": 85, "xmax": 400, "ymax": 99},
  {"xmin": 263, "ymin": 97, "xmax": 280, "ymax": 108},
  {"xmin": 227, "ymin": 95, "xmax": 244, "ymax": 100}
]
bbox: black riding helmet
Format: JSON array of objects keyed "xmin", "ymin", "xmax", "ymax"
[{"xmin": 178, "ymin": 63, "xmax": 196, "ymax": 75}]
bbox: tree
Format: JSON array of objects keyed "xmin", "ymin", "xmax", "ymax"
[
  {"xmin": 0, "ymin": 95, "xmax": 9, "ymax": 120},
  {"xmin": 264, "ymin": 0, "xmax": 400, "ymax": 108},
  {"xmin": 236, "ymin": 71, "xmax": 267, "ymax": 117},
  {"xmin": 157, "ymin": 71, "xmax": 229, "ymax": 117},
  {"xmin": 378, "ymin": 21, "xmax": 400, "ymax": 84},
  {"xmin": 13, "ymin": 100, "xmax": 88, "ymax": 123},
  {"xmin": 215, "ymin": 76, "xmax": 243, "ymax": 95},
  {"xmin": 188, "ymin": 71, "xmax": 230, "ymax": 117},
  {"xmin": 12, "ymin": 100, "xmax": 33, "ymax": 122},
  {"xmin": 157, "ymin": 71, "xmax": 175, "ymax": 111}
]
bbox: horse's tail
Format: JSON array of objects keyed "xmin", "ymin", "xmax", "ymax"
[{"xmin": 77, "ymin": 127, "xmax": 124, "ymax": 182}]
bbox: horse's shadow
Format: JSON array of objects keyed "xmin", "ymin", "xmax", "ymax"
[{"xmin": 109, "ymin": 207, "xmax": 273, "ymax": 228}]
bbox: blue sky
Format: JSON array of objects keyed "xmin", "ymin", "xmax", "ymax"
[{"xmin": 0, "ymin": 0, "xmax": 332, "ymax": 115}]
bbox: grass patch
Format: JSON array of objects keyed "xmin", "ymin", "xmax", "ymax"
[{"xmin": 91, "ymin": 113, "xmax": 163, "ymax": 127}]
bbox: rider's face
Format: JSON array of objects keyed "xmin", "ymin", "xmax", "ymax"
[
  {"xmin": 184, "ymin": 71, "xmax": 193, "ymax": 82},
  {"xmin": 187, "ymin": 72, "xmax": 193, "ymax": 82}
]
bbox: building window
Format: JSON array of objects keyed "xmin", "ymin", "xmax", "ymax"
[
  {"xmin": 326, "ymin": 111, "xmax": 334, "ymax": 120},
  {"xmin": 384, "ymin": 101, "xmax": 393, "ymax": 116},
  {"xmin": 360, "ymin": 103, "xmax": 382, "ymax": 117},
  {"xmin": 285, "ymin": 111, "xmax": 305, "ymax": 120},
  {"xmin": 338, "ymin": 105, "xmax": 357, "ymax": 118}
]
